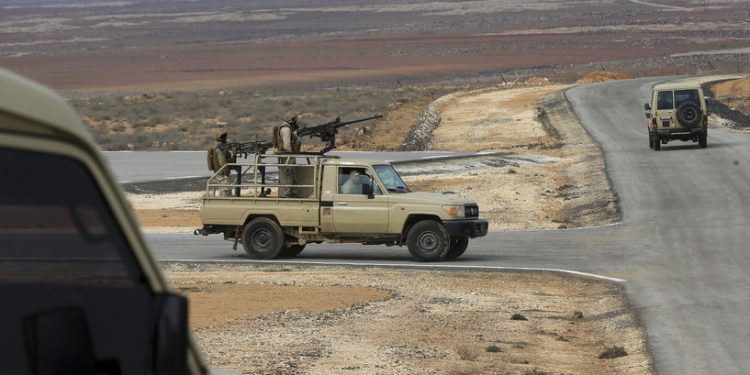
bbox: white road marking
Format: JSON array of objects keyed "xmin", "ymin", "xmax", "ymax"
[{"xmin": 158, "ymin": 259, "xmax": 626, "ymax": 283}]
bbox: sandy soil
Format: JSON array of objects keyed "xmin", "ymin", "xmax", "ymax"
[{"xmin": 165, "ymin": 264, "xmax": 652, "ymax": 375}]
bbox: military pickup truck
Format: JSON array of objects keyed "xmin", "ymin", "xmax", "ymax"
[
  {"xmin": 196, "ymin": 153, "xmax": 488, "ymax": 261},
  {"xmin": 0, "ymin": 68, "xmax": 208, "ymax": 374}
]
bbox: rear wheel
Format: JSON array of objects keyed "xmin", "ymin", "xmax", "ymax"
[
  {"xmin": 242, "ymin": 218, "xmax": 284, "ymax": 259},
  {"xmin": 446, "ymin": 236, "xmax": 469, "ymax": 259},
  {"xmin": 699, "ymin": 133, "xmax": 708, "ymax": 148},
  {"xmin": 648, "ymin": 134, "xmax": 654, "ymax": 149},
  {"xmin": 406, "ymin": 220, "xmax": 450, "ymax": 261},
  {"xmin": 653, "ymin": 137, "xmax": 661, "ymax": 151},
  {"xmin": 279, "ymin": 243, "xmax": 305, "ymax": 258}
]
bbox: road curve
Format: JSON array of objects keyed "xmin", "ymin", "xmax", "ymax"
[
  {"xmin": 567, "ymin": 78, "xmax": 750, "ymax": 375},
  {"xmin": 147, "ymin": 78, "xmax": 750, "ymax": 375}
]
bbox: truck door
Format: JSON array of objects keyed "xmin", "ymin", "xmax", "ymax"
[{"xmin": 331, "ymin": 167, "xmax": 389, "ymax": 233}]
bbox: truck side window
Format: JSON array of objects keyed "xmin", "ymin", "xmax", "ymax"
[
  {"xmin": 0, "ymin": 147, "xmax": 155, "ymax": 374},
  {"xmin": 657, "ymin": 91, "xmax": 674, "ymax": 110},
  {"xmin": 339, "ymin": 167, "xmax": 376, "ymax": 195}
]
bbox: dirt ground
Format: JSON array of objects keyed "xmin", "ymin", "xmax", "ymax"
[{"xmin": 165, "ymin": 264, "xmax": 652, "ymax": 375}]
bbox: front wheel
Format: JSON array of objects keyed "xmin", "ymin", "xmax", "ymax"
[
  {"xmin": 406, "ymin": 220, "xmax": 450, "ymax": 261},
  {"xmin": 446, "ymin": 236, "xmax": 469, "ymax": 259},
  {"xmin": 242, "ymin": 218, "xmax": 284, "ymax": 259}
]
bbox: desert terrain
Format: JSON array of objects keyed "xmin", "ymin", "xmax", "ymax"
[
  {"xmin": 131, "ymin": 78, "xmax": 655, "ymax": 374},
  {"xmin": 4, "ymin": 1, "xmax": 749, "ymax": 373},
  {"xmin": 166, "ymin": 264, "xmax": 651, "ymax": 375},
  {"xmin": 2, "ymin": 0, "xmax": 749, "ymax": 94}
]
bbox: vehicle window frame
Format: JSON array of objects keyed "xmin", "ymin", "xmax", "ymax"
[
  {"xmin": 674, "ymin": 89, "xmax": 700, "ymax": 108},
  {"xmin": 373, "ymin": 164, "xmax": 410, "ymax": 194},
  {"xmin": 0, "ymin": 125, "xmax": 163, "ymax": 291},
  {"xmin": 656, "ymin": 90, "xmax": 675, "ymax": 110},
  {"xmin": 337, "ymin": 166, "xmax": 383, "ymax": 195}
]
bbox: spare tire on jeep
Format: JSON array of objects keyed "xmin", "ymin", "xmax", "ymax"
[{"xmin": 676, "ymin": 102, "xmax": 702, "ymax": 128}]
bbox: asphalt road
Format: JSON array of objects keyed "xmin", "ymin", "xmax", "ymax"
[
  {"xmin": 103, "ymin": 150, "xmax": 479, "ymax": 183},
  {"xmin": 146, "ymin": 78, "xmax": 750, "ymax": 375}
]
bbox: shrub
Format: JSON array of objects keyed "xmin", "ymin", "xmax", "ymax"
[
  {"xmin": 455, "ymin": 345, "xmax": 478, "ymax": 361},
  {"xmin": 485, "ymin": 345, "xmax": 502, "ymax": 353},
  {"xmin": 598, "ymin": 346, "xmax": 627, "ymax": 359},
  {"xmin": 511, "ymin": 313, "xmax": 528, "ymax": 321}
]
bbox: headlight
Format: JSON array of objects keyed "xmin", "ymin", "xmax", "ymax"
[{"xmin": 442, "ymin": 205, "xmax": 465, "ymax": 217}]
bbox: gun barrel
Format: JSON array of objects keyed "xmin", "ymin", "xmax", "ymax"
[{"xmin": 298, "ymin": 114, "xmax": 382, "ymax": 137}]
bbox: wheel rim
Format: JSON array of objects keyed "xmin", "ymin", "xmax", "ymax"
[
  {"xmin": 418, "ymin": 231, "xmax": 439, "ymax": 253},
  {"xmin": 252, "ymin": 228, "xmax": 272, "ymax": 252},
  {"xmin": 683, "ymin": 108, "xmax": 696, "ymax": 121}
]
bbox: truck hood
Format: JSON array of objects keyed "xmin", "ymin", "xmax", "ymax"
[{"xmin": 391, "ymin": 192, "xmax": 476, "ymax": 205}]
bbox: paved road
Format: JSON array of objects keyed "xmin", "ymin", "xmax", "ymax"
[
  {"xmin": 147, "ymin": 78, "xmax": 750, "ymax": 375},
  {"xmin": 103, "ymin": 150, "xmax": 479, "ymax": 183}
]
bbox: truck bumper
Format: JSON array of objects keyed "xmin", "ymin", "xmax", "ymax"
[
  {"xmin": 655, "ymin": 128, "xmax": 705, "ymax": 141},
  {"xmin": 443, "ymin": 219, "xmax": 489, "ymax": 239}
]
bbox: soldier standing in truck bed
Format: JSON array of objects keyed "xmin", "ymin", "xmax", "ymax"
[
  {"xmin": 273, "ymin": 113, "xmax": 302, "ymax": 197},
  {"xmin": 214, "ymin": 132, "xmax": 234, "ymax": 197}
]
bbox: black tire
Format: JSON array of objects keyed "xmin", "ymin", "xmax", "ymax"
[
  {"xmin": 676, "ymin": 102, "xmax": 702, "ymax": 128},
  {"xmin": 648, "ymin": 133, "xmax": 654, "ymax": 149},
  {"xmin": 242, "ymin": 218, "xmax": 284, "ymax": 259},
  {"xmin": 653, "ymin": 137, "xmax": 661, "ymax": 151},
  {"xmin": 279, "ymin": 243, "xmax": 305, "ymax": 258},
  {"xmin": 699, "ymin": 133, "xmax": 708, "ymax": 148},
  {"xmin": 406, "ymin": 220, "xmax": 450, "ymax": 261},
  {"xmin": 446, "ymin": 236, "xmax": 469, "ymax": 259}
]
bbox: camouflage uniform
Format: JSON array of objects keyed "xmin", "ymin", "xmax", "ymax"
[
  {"xmin": 274, "ymin": 117, "xmax": 301, "ymax": 198},
  {"xmin": 214, "ymin": 134, "xmax": 232, "ymax": 197}
]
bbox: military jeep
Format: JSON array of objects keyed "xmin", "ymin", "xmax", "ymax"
[{"xmin": 644, "ymin": 82, "xmax": 709, "ymax": 150}]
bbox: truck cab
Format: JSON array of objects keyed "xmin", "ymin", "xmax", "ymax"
[
  {"xmin": 0, "ymin": 68, "xmax": 207, "ymax": 375},
  {"xmin": 198, "ymin": 153, "xmax": 488, "ymax": 261}
]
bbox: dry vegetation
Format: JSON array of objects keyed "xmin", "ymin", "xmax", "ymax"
[{"xmin": 72, "ymin": 86, "xmax": 452, "ymax": 150}]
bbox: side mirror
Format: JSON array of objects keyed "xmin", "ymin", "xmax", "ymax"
[
  {"xmin": 645, "ymin": 113, "xmax": 651, "ymax": 119},
  {"xmin": 153, "ymin": 293, "xmax": 189, "ymax": 375},
  {"xmin": 644, "ymin": 103, "xmax": 651, "ymax": 111},
  {"xmin": 361, "ymin": 179, "xmax": 375, "ymax": 199}
]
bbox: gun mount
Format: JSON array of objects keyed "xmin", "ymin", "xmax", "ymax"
[{"xmin": 297, "ymin": 115, "xmax": 383, "ymax": 154}]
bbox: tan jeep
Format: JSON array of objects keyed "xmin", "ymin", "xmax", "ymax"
[
  {"xmin": 196, "ymin": 154, "xmax": 488, "ymax": 261},
  {"xmin": 0, "ymin": 68, "xmax": 208, "ymax": 375},
  {"xmin": 645, "ymin": 81, "xmax": 709, "ymax": 150}
]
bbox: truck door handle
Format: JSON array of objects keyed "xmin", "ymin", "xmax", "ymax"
[{"xmin": 337, "ymin": 202, "xmax": 347, "ymax": 206}]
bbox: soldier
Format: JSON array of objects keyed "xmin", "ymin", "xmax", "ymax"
[
  {"xmin": 212, "ymin": 132, "xmax": 233, "ymax": 197},
  {"xmin": 273, "ymin": 113, "xmax": 302, "ymax": 197},
  {"xmin": 340, "ymin": 169, "xmax": 368, "ymax": 194}
]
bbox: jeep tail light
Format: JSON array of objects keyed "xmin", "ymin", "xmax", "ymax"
[
  {"xmin": 651, "ymin": 118, "xmax": 657, "ymax": 129},
  {"xmin": 703, "ymin": 114, "xmax": 708, "ymax": 129}
]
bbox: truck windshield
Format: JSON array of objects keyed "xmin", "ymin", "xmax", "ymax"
[{"xmin": 373, "ymin": 165, "xmax": 410, "ymax": 193}]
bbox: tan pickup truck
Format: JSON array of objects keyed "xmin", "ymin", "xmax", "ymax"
[{"xmin": 196, "ymin": 153, "xmax": 488, "ymax": 261}]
